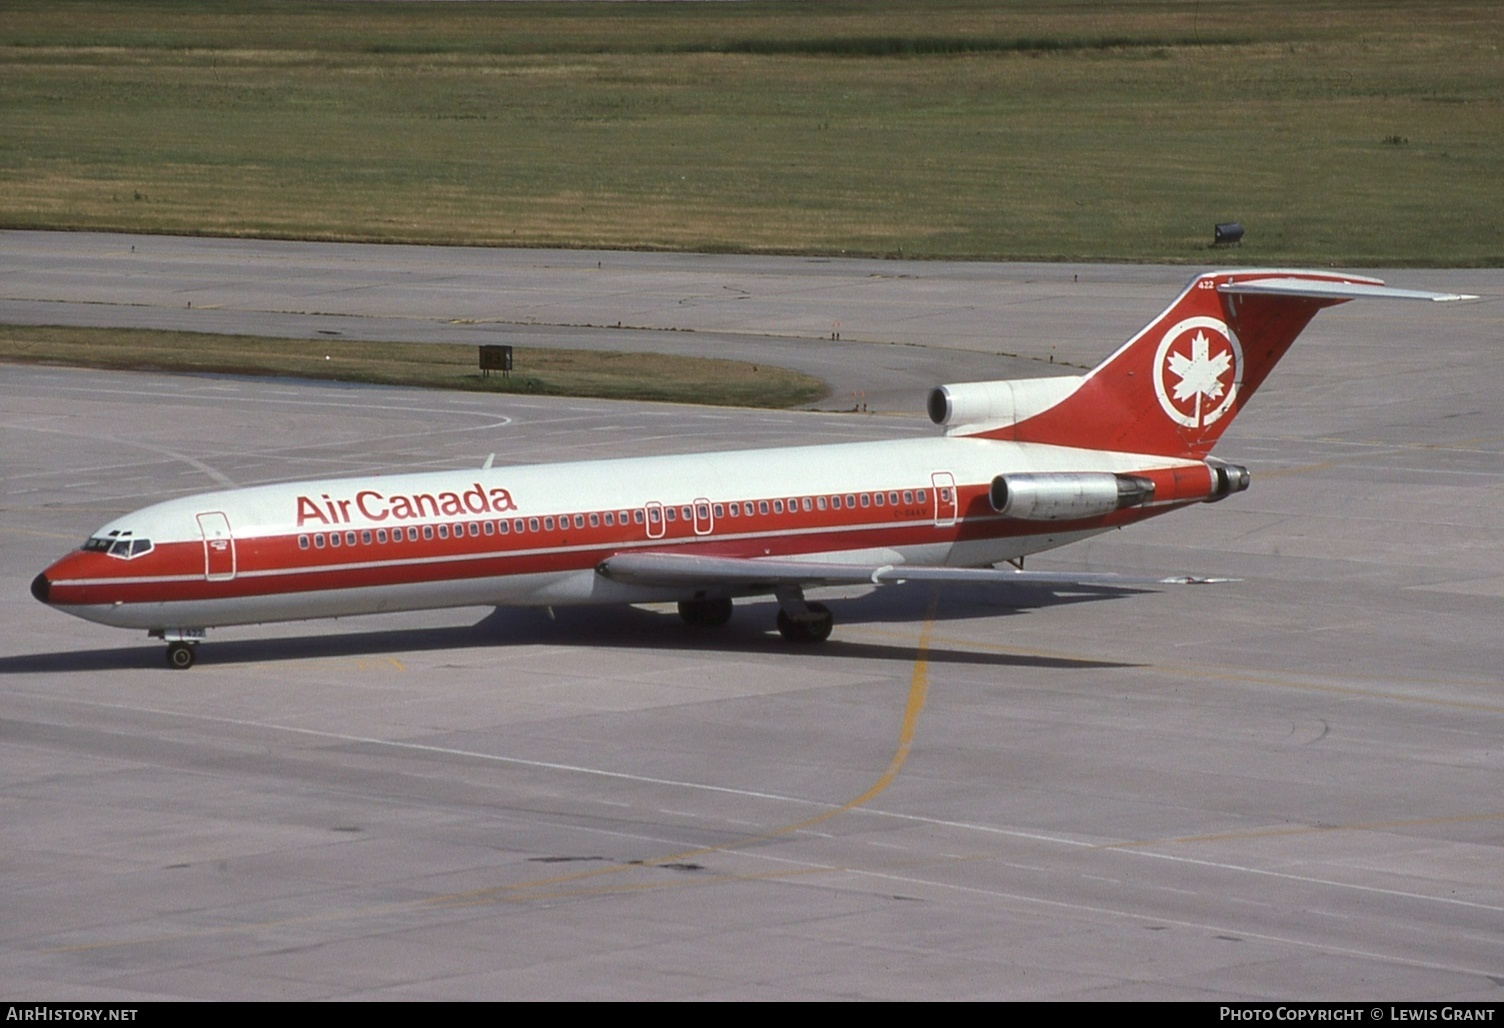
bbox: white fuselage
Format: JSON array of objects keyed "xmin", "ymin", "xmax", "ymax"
[{"xmin": 39, "ymin": 434, "xmax": 1201, "ymax": 632}]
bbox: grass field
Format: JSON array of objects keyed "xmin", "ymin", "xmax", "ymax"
[
  {"xmin": 0, "ymin": 325, "xmax": 827, "ymax": 408},
  {"xmin": 2, "ymin": 0, "xmax": 1501, "ymax": 264}
]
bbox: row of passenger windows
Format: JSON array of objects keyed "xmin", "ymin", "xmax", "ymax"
[
  {"xmin": 708, "ymin": 488, "xmax": 929, "ymax": 519},
  {"xmin": 295, "ymin": 489, "xmax": 939, "ymax": 552},
  {"xmin": 298, "ymin": 512, "xmax": 646, "ymax": 551}
]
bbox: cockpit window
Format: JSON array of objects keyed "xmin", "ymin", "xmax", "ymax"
[{"xmin": 84, "ymin": 530, "xmax": 152, "ymax": 560}]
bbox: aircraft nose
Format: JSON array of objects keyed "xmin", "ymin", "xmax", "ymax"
[{"xmin": 31, "ymin": 572, "xmax": 51, "ymax": 604}]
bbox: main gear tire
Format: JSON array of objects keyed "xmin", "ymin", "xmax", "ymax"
[{"xmin": 776, "ymin": 602, "xmax": 833, "ymax": 644}]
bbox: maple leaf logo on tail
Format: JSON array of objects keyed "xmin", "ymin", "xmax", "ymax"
[
  {"xmin": 1168, "ymin": 332, "xmax": 1231, "ymax": 406},
  {"xmin": 1153, "ymin": 316, "xmax": 1242, "ymax": 430}
]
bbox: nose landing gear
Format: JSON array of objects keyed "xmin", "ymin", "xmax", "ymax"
[
  {"xmin": 151, "ymin": 628, "xmax": 206, "ymax": 670},
  {"xmin": 166, "ymin": 641, "xmax": 197, "ymax": 670}
]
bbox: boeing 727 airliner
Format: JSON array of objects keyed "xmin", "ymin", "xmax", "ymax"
[{"xmin": 31, "ymin": 269, "xmax": 1473, "ymax": 668}]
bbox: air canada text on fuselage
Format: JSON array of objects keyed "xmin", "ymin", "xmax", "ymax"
[{"xmin": 295, "ymin": 482, "xmax": 518, "ymax": 528}]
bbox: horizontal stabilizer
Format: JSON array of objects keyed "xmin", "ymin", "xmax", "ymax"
[
  {"xmin": 1219, "ymin": 279, "xmax": 1478, "ymax": 303},
  {"xmin": 597, "ymin": 551, "xmax": 1224, "ymax": 591}
]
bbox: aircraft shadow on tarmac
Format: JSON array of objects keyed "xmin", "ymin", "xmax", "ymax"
[{"xmin": 8, "ymin": 585, "xmax": 1143, "ymax": 675}]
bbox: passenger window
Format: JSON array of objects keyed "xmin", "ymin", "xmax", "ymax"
[
  {"xmin": 408, "ymin": 526, "xmax": 419, "ymax": 541},
  {"xmin": 438, "ymin": 524, "xmax": 449, "ymax": 539},
  {"xmin": 469, "ymin": 522, "xmax": 480, "ymax": 537},
  {"xmin": 315, "ymin": 534, "xmax": 325, "ymax": 548},
  {"xmin": 861, "ymin": 494, "xmax": 871, "ymax": 507},
  {"xmin": 681, "ymin": 506, "xmax": 692, "ymax": 520},
  {"xmin": 604, "ymin": 512, "xmax": 614, "ymax": 527},
  {"xmin": 888, "ymin": 492, "xmax": 899, "ymax": 506},
  {"xmin": 330, "ymin": 533, "xmax": 341, "ymax": 547},
  {"xmin": 697, "ymin": 504, "xmax": 709, "ymax": 519},
  {"xmin": 299, "ymin": 535, "xmax": 310, "ymax": 550},
  {"xmin": 917, "ymin": 490, "xmax": 927, "ymax": 503},
  {"xmin": 817, "ymin": 496, "xmax": 827, "ymax": 510},
  {"xmin": 713, "ymin": 504, "xmax": 723, "ymax": 518},
  {"xmin": 529, "ymin": 518, "xmax": 540, "ymax": 531},
  {"xmin": 759, "ymin": 500, "xmax": 769, "ymax": 515},
  {"xmin": 846, "ymin": 494, "xmax": 856, "ymax": 507},
  {"xmin": 666, "ymin": 508, "xmax": 677, "ymax": 522},
  {"xmin": 589, "ymin": 513, "xmax": 600, "ymax": 528},
  {"xmin": 376, "ymin": 529, "xmax": 387, "ymax": 544},
  {"xmin": 544, "ymin": 517, "xmax": 555, "ymax": 531},
  {"xmin": 903, "ymin": 491, "xmax": 913, "ymax": 505},
  {"xmin": 635, "ymin": 510, "xmax": 646, "ymax": 524},
  {"xmin": 498, "ymin": 520, "xmax": 509, "ymax": 534},
  {"xmin": 483, "ymin": 521, "xmax": 493, "ymax": 535},
  {"xmin": 574, "ymin": 514, "xmax": 585, "ymax": 529},
  {"xmin": 362, "ymin": 530, "xmax": 372, "ymax": 544}
]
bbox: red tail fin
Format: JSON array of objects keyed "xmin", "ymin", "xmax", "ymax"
[{"xmin": 977, "ymin": 270, "xmax": 1379, "ymax": 459}]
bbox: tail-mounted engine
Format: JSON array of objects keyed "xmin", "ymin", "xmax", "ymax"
[
  {"xmin": 989, "ymin": 473, "xmax": 1156, "ymax": 521},
  {"xmin": 928, "ymin": 377, "xmax": 1083, "ymax": 433},
  {"xmin": 990, "ymin": 462, "xmax": 1250, "ymax": 521}
]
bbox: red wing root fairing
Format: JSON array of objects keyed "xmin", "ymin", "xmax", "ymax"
[{"xmin": 32, "ymin": 270, "xmax": 1474, "ymax": 666}]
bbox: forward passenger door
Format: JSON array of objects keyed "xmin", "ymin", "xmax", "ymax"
[{"xmin": 196, "ymin": 511, "xmax": 237, "ymax": 581}]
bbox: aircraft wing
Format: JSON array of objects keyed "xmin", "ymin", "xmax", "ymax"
[{"xmin": 595, "ymin": 551, "xmax": 1221, "ymax": 591}]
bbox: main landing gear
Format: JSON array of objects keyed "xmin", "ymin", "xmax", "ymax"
[
  {"xmin": 676, "ymin": 591, "xmax": 835, "ymax": 643},
  {"xmin": 774, "ymin": 588, "xmax": 833, "ymax": 644}
]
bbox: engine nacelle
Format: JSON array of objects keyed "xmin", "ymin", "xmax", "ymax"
[
  {"xmin": 989, "ymin": 473, "xmax": 1156, "ymax": 521},
  {"xmin": 1207, "ymin": 463, "xmax": 1251, "ymax": 502},
  {"xmin": 928, "ymin": 376, "xmax": 1082, "ymax": 429}
]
